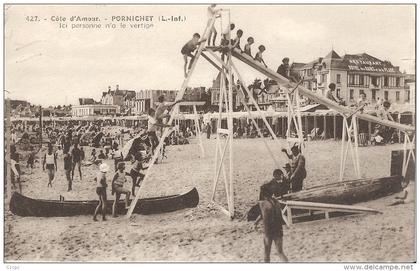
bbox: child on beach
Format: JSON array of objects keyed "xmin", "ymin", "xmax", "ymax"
[
  {"xmin": 181, "ymin": 33, "xmax": 206, "ymax": 77},
  {"xmin": 255, "ymin": 45, "xmax": 268, "ymax": 68},
  {"xmin": 43, "ymin": 144, "xmax": 57, "ymax": 187},
  {"xmin": 130, "ymin": 153, "xmax": 148, "ymax": 197},
  {"xmin": 255, "ymin": 185, "xmax": 288, "ymax": 263},
  {"xmin": 243, "ymin": 37, "xmax": 254, "ymax": 57},
  {"xmin": 207, "ymin": 4, "xmax": 221, "ymax": 46},
  {"xmin": 93, "ymin": 163, "xmax": 109, "ymax": 221},
  {"xmin": 71, "ymin": 143, "xmax": 83, "ymax": 181},
  {"xmin": 111, "ymin": 162, "xmax": 131, "ymax": 217}
]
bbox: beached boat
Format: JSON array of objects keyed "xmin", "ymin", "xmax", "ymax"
[
  {"xmin": 9, "ymin": 187, "xmax": 199, "ymax": 217},
  {"xmin": 282, "ymin": 175, "xmax": 403, "ymax": 203},
  {"xmin": 247, "ymin": 175, "xmax": 403, "ymax": 221}
]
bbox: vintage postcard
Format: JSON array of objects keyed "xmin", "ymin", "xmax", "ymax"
[{"xmin": 3, "ymin": 3, "xmax": 416, "ymax": 265}]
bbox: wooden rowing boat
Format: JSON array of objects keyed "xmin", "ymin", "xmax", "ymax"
[
  {"xmin": 281, "ymin": 175, "xmax": 403, "ymax": 204},
  {"xmin": 9, "ymin": 188, "xmax": 199, "ymax": 217},
  {"xmin": 247, "ymin": 175, "xmax": 402, "ymax": 221}
]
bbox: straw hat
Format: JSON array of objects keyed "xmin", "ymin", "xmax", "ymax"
[{"xmin": 99, "ymin": 163, "xmax": 109, "ymax": 173}]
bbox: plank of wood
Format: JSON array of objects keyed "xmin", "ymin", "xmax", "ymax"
[{"xmin": 279, "ymin": 199, "xmax": 381, "ymax": 214}]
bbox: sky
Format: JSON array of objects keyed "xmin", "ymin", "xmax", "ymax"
[{"xmin": 5, "ymin": 4, "xmax": 415, "ymax": 106}]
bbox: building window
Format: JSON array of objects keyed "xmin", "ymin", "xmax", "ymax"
[
  {"xmin": 371, "ymin": 76, "xmax": 379, "ymax": 87},
  {"xmin": 319, "ymin": 74, "xmax": 326, "ymax": 84},
  {"xmin": 336, "ymin": 89, "xmax": 341, "ymax": 98},
  {"xmin": 337, "ymin": 74, "xmax": 341, "ymax": 84},
  {"xmin": 384, "ymin": 77, "xmax": 389, "ymax": 87},
  {"xmin": 348, "ymin": 74, "xmax": 355, "ymax": 85},
  {"xmin": 396, "ymin": 91, "xmax": 400, "ymax": 101},
  {"xmin": 405, "ymin": 90, "xmax": 410, "ymax": 102},
  {"xmin": 359, "ymin": 75, "xmax": 364, "ymax": 86},
  {"xmin": 396, "ymin": 77, "xmax": 401, "ymax": 87},
  {"xmin": 359, "ymin": 89, "xmax": 365, "ymax": 96},
  {"xmin": 371, "ymin": 89, "xmax": 376, "ymax": 101},
  {"xmin": 384, "ymin": 91, "xmax": 389, "ymax": 101},
  {"xmin": 350, "ymin": 89, "xmax": 354, "ymax": 100}
]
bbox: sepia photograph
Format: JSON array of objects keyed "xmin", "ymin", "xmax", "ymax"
[{"xmin": 3, "ymin": 3, "xmax": 416, "ymax": 265}]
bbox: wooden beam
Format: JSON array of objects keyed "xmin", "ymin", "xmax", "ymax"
[
  {"xmin": 201, "ymin": 52, "xmax": 222, "ymax": 71},
  {"xmin": 178, "ymin": 101, "xmax": 206, "ymax": 106},
  {"xmin": 333, "ymin": 114, "xmax": 337, "ymax": 140},
  {"xmin": 278, "ymin": 200, "xmax": 381, "ymax": 214},
  {"xmin": 323, "ymin": 115, "xmax": 327, "ymax": 139}
]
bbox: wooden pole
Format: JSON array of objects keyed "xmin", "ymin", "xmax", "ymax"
[
  {"xmin": 293, "ymin": 90, "xmax": 305, "ymax": 147},
  {"xmin": 352, "ymin": 116, "xmax": 361, "ymax": 178},
  {"xmin": 398, "ymin": 113, "xmax": 402, "ymax": 144},
  {"xmin": 228, "ymin": 82, "xmax": 234, "ymax": 216},
  {"xmin": 323, "ymin": 115, "xmax": 327, "ymax": 139},
  {"xmin": 333, "ymin": 114, "xmax": 337, "ymax": 140},
  {"xmin": 212, "ymin": 71, "xmax": 229, "ymax": 203},
  {"xmin": 193, "ymin": 105, "xmax": 205, "ymax": 157},
  {"xmin": 314, "ymin": 115, "xmax": 317, "ymax": 139},
  {"xmin": 339, "ymin": 117, "xmax": 347, "ymax": 182},
  {"xmin": 227, "ymin": 10, "xmax": 234, "ymax": 217},
  {"xmin": 39, "ymin": 106, "xmax": 43, "ymax": 147}
]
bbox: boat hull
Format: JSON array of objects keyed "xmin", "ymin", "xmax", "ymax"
[
  {"xmin": 9, "ymin": 188, "xmax": 199, "ymax": 217},
  {"xmin": 247, "ymin": 175, "xmax": 402, "ymax": 221},
  {"xmin": 282, "ymin": 175, "xmax": 403, "ymax": 204}
]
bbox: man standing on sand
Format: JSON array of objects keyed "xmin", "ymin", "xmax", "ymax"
[
  {"xmin": 255, "ymin": 185, "xmax": 288, "ymax": 263},
  {"xmin": 63, "ymin": 147, "xmax": 73, "ymax": 191},
  {"xmin": 43, "ymin": 143, "xmax": 57, "ymax": 187},
  {"xmin": 203, "ymin": 110, "xmax": 212, "ymax": 139},
  {"xmin": 282, "ymin": 145, "xmax": 306, "ymax": 192}
]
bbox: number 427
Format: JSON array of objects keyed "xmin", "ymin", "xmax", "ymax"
[{"xmin": 26, "ymin": 16, "xmax": 40, "ymax": 22}]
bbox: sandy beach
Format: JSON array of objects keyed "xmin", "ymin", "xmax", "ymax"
[{"xmin": 4, "ymin": 138, "xmax": 415, "ymax": 262}]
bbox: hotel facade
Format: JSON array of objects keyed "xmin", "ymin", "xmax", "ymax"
[{"xmin": 297, "ymin": 50, "xmax": 410, "ymax": 106}]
